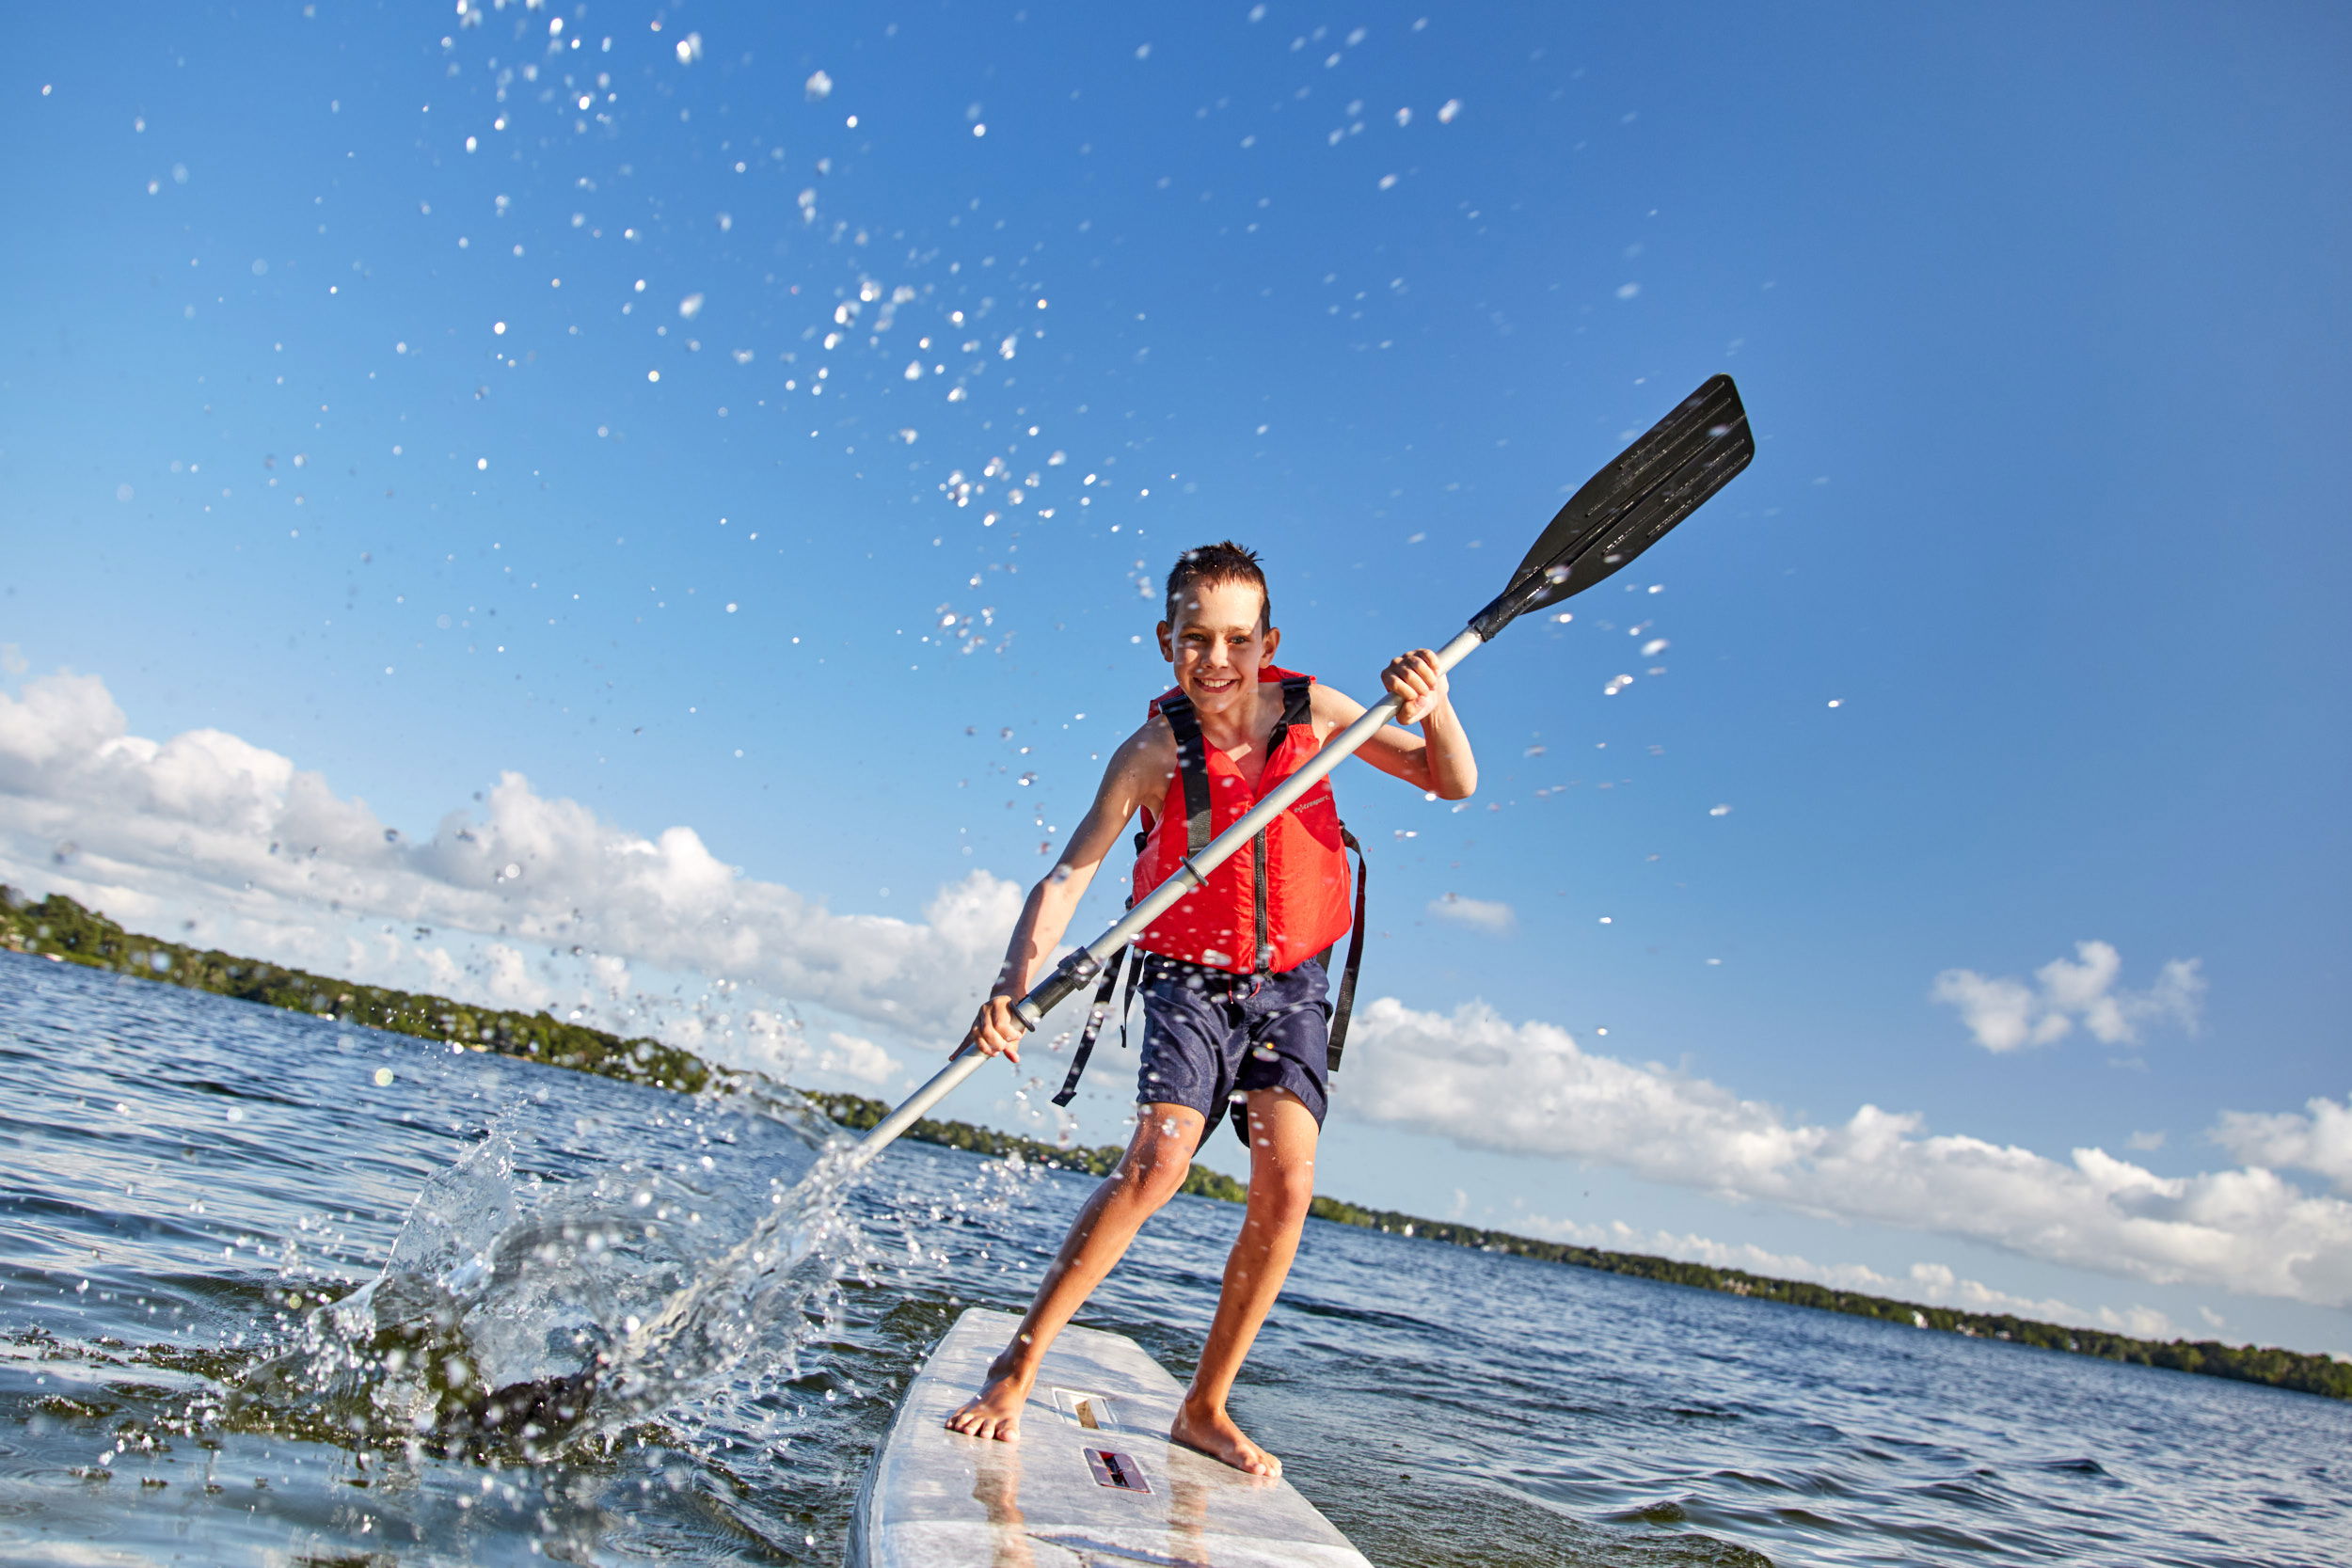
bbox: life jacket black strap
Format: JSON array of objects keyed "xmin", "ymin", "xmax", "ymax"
[
  {"xmin": 1154, "ymin": 692, "xmax": 1214, "ymax": 855},
  {"xmin": 1278, "ymin": 673, "xmax": 1313, "ymax": 731},
  {"xmin": 1325, "ymin": 826, "xmax": 1369, "ymax": 1074},
  {"xmin": 1252, "ymin": 828, "xmax": 1271, "ymax": 974},
  {"xmin": 1052, "ymin": 944, "xmax": 1142, "ymax": 1107}
]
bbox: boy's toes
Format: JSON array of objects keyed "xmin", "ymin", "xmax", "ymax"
[
  {"xmin": 945, "ymin": 1400, "xmax": 1021, "ymax": 1442},
  {"xmin": 1170, "ymin": 1403, "xmax": 1280, "ymax": 1479},
  {"xmin": 946, "ymin": 1372, "xmax": 1029, "ymax": 1442}
]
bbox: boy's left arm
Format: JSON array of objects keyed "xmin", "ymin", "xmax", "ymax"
[{"xmin": 1316, "ymin": 650, "xmax": 1478, "ymax": 799}]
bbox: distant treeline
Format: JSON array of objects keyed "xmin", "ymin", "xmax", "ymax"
[
  {"xmin": 0, "ymin": 888, "xmax": 710, "ymax": 1095},
  {"xmin": 7, "ymin": 884, "xmax": 2344, "ymax": 1402}
]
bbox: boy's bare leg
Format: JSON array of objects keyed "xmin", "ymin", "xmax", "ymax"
[
  {"xmin": 946, "ymin": 1103, "xmax": 1205, "ymax": 1440},
  {"xmin": 1170, "ymin": 1087, "xmax": 1319, "ymax": 1478}
]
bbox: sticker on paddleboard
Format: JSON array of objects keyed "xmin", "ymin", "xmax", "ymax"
[
  {"xmin": 1083, "ymin": 1448, "xmax": 1151, "ymax": 1495},
  {"xmin": 1052, "ymin": 1387, "xmax": 1116, "ymax": 1431}
]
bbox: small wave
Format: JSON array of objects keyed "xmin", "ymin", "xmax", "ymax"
[
  {"xmin": 1603, "ymin": 1497, "xmax": 1692, "ymax": 1525},
  {"xmin": 165, "ymin": 1076, "xmax": 311, "ymax": 1110},
  {"xmin": 1280, "ymin": 1295, "xmax": 1443, "ymax": 1334},
  {"xmin": 1710, "ymin": 1467, "xmax": 1800, "ymax": 1492}
]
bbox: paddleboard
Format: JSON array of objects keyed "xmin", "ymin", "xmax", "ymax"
[{"xmin": 850, "ymin": 1307, "xmax": 1376, "ymax": 1567}]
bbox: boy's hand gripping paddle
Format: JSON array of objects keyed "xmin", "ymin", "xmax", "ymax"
[{"xmin": 850, "ymin": 374, "xmax": 1754, "ymax": 1164}]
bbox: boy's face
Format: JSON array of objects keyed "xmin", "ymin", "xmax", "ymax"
[{"xmin": 1156, "ymin": 579, "xmax": 1280, "ymax": 716}]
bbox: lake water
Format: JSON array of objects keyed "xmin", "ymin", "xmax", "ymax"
[{"xmin": 2, "ymin": 952, "xmax": 2345, "ymax": 1567}]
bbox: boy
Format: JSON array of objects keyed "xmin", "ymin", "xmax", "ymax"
[{"xmin": 945, "ymin": 541, "xmax": 1477, "ymax": 1476}]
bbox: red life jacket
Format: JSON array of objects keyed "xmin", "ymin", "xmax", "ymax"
[{"xmin": 1132, "ymin": 668, "xmax": 1354, "ymax": 975}]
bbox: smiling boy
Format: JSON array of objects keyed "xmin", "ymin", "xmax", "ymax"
[{"xmin": 944, "ymin": 540, "xmax": 1477, "ymax": 1477}]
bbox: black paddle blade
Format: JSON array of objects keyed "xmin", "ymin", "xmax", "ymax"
[{"xmin": 1470, "ymin": 374, "xmax": 1754, "ymax": 640}]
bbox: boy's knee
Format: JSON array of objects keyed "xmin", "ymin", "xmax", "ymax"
[
  {"xmin": 1252, "ymin": 1165, "xmax": 1316, "ymax": 1222},
  {"xmin": 1120, "ymin": 1148, "xmax": 1191, "ymax": 1206},
  {"xmin": 1118, "ymin": 1114, "xmax": 1202, "ymax": 1203}
]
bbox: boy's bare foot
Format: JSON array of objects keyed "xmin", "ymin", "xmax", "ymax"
[
  {"xmin": 945, "ymin": 1352, "xmax": 1035, "ymax": 1442},
  {"xmin": 1170, "ymin": 1398, "xmax": 1280, "ymax": 1479}
]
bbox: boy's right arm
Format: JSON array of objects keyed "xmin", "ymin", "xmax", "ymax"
[{"xmin": 962, "ymin": 719, "xmax": 1172, "ymax": 1063}]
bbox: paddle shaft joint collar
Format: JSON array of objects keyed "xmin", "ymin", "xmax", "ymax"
[
  {"xmin": 1468, "ymin": 571, "xmax": 1561, "ymax": 642},
  {"xmin": 1015, "ymin": 948, "xmax": 1104, "ymax": 1029}
]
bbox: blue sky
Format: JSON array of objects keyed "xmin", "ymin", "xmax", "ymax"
[{"xmin": 4, "ymin": 1, "xmax": 2347, "ymax": 1353}]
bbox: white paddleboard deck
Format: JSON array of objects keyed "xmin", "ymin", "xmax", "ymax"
[{"xmin": 850, "ymin": 1307, "xmax": 1375, "ymax": 1568}]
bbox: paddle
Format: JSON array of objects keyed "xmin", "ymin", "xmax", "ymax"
[{"xmin": 850, "ymin": 373, "xmax": 1754, "ymax": 1163}]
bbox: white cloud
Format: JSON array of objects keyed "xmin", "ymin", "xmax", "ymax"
[
  {"xmin": 1931, "ymin": 940, "xmax": 2204, "ymax": 1052},
  {"xmin": 0, "ymin": 671, "xmax": 1020, "ymax": 1053},
  {"xmin": 1512, "ymin": 1212, "xmax": 2177, "ymax": 1338},
  {"xmin": 480, "ymin": 942, "xmax": 548, "ymax": 1012},
  {"xmin": 588, "ymin": 952, "xmax": 634, "ymax": 1000},
  {"xmin": 1930, "ymin": 969, "xmax": 2061, "ymax": 1052},
  {"xmin": 818, "ymin": 1030, "xmax": 905, "ymax": 1085},
  {"xmin": 2125, "ymin": 1130, "xmax": 2167, "ymax": 1152},
  {"xmin": 1427, "ymin": 892, "xmax": 1514, "ymax": 933},
  {"xmin": 2211, "ymin": 1096, "xmax": 2352, "ymax": 1195},
  {"xmin": 1341, "ymin": 996, "xmax": 2352, "ymax": 1307},
  {"xmin": 686, "ymin": 1011, "xmax": 903, "ymax": 1087},
  {"xmin": 1900, "ymin": 1262, "xmax": 2174, "ymax": 1339}
]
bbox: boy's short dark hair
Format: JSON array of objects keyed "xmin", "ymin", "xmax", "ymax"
[{"xmin": 1165, "ymin": 541, "xmax": 1270, "ymax": 629}]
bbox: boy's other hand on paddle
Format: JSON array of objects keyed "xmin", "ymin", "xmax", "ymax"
[
  {"xmin": 962, "ymin": 994, "xmax": 1025, "ymax": 1064},
  {"xmin": 1383, "ymin": 648, "xmax": 1449, "ymax": 724}
]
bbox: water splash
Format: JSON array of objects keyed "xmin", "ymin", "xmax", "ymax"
[{"xmin": 232, "ymin": 1078, "xmax": 866, "ymax": 1460}]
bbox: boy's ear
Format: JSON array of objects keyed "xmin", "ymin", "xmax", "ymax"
[
  {"xmin": 1155, "ymin": 621, "xmax": 1174, "ymax": 662},
  {"xmin": 1260, "ymin": 625, "xmax": 1281, "ymax": 665}
]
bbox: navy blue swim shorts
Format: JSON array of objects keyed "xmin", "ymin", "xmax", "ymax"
[{"xmin": 1133, "ymin": 954, "xmax": 1331, "ymax": 1146}]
